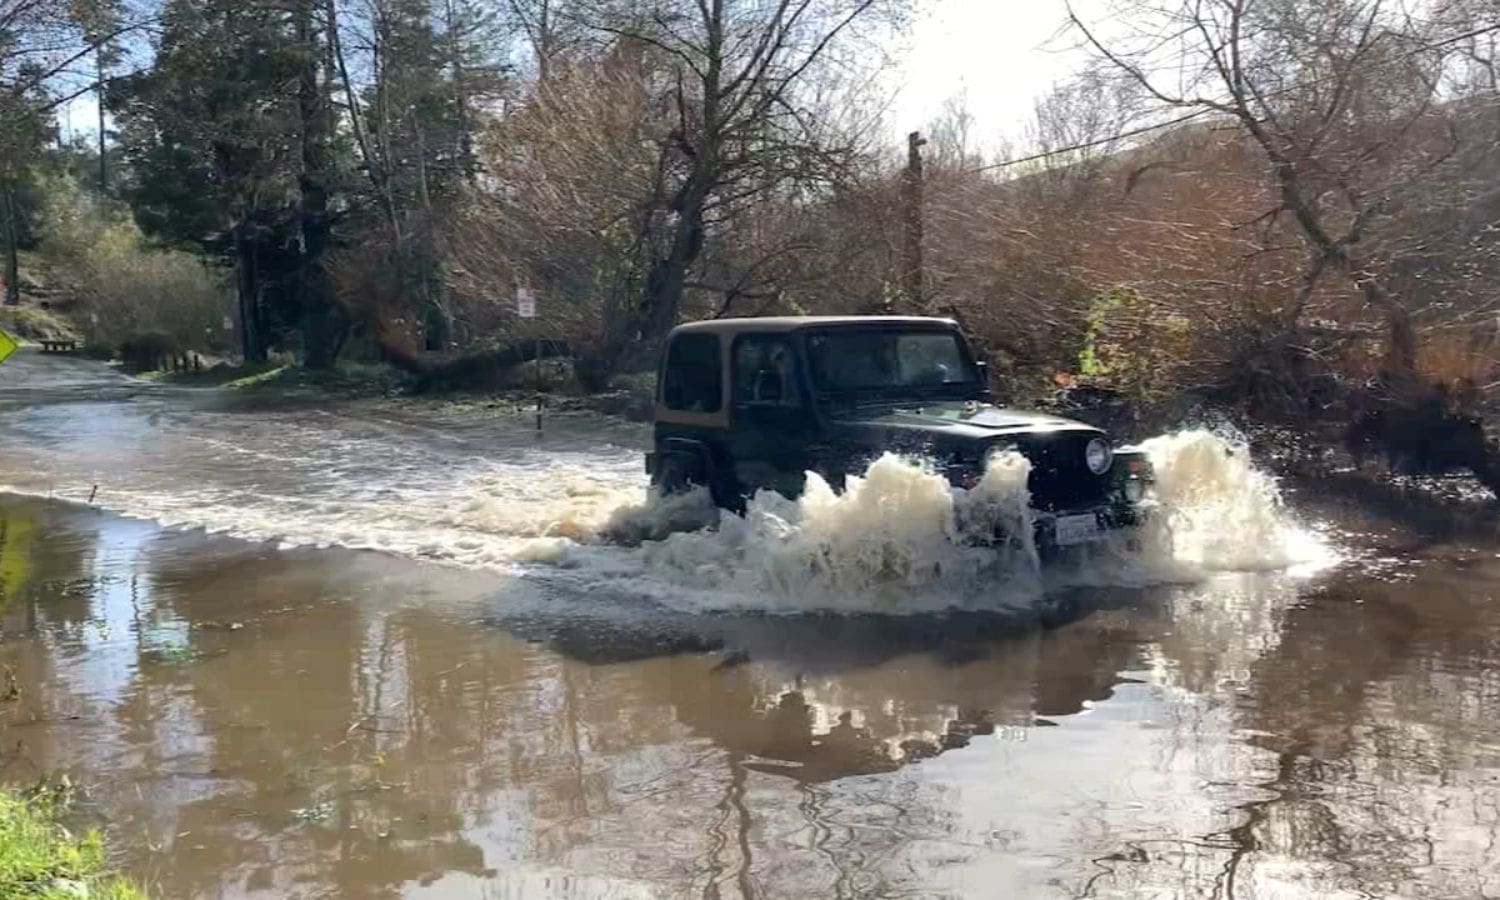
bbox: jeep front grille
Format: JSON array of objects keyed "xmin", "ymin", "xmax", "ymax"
[{"xmin": 1012, "ymin": 433, "xmax": 1110, "ymax": 512}]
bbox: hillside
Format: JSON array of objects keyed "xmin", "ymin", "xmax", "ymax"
[{"xmin": 0, "ymin": 253, "xmax": 81, "ymax": 343}]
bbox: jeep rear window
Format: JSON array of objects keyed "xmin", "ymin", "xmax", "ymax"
[
  {"xmin": 661, "ymin": 333, "xmax": 723, "ymax": 413},
  {"xmin": 805, "ymin": 330, "xmax": 977, "ymax": 393}
]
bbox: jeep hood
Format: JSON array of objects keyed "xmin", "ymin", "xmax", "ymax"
[{"xmin": 828, "ymin": 401, "xmax": 1101, "ymax": 444}]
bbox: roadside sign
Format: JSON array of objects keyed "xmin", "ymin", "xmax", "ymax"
[
  {"xmin": 0, "ymin": 328, "xmax": 16, "ymax": 367},
  {"xmin": 516, "ymin": 286, "xmax": 537, "ymax": 319}
]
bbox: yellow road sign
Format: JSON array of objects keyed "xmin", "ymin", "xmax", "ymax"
[{"xmin": 0, "ymin": 328, "xmax": 15, "ymax": 366}]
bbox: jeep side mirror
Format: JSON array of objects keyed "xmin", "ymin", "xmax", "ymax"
[{"xmin": 975, "ymin": 360, "xmax": 992, "ymax": 398}]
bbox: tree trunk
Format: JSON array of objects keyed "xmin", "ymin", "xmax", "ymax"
[
  {"xmin": 1, "ymin": 182, "xmax": 19, "ymax": 307},
  {"xmin": 1362, "ymin": 280, "xmax": 1418, "ymax": 374},
  {"xmin": 297, "ymin": 0, "xmax": 340, "ymax": 369},
  {"xmin": 234, "ymin": 224, "xmax": 265, "ymax": 362},
  {"xmin": 616, "ymin": 0, "xmax": 724, "ymax": 371},
  {"xmin": 598, "ymin": 166, "xmax": 711, "ymax": 376},
  {"xmin": 445, "ymin": 0, "xmax": 475, "ymax": 177},
  {"xmin": 641, "ymin": 177, "xmax": 709, "ymax": 342},
  {"xmin": 374, "ymin": 331, "xmax": 572, "ymax": 392},
  {"xmin": 535, "ymin": 0, "xmax": 554, "ymax": 83},
  {"xmin": 326, "ymin": 0, "xmax": 401, "ymax": 239},
  {"xmin": 96, "ymin": 49, "xmax": 108, "ymax": 195}
]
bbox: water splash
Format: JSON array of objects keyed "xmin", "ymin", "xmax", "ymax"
[
  {"xmin": 1140, "ymin": 430, "xmax": 1331, "ymax": 573},
  {"xmin": 600, "ymin": 452, "xmax": 1042, "ymax": 614},
  {"xmin": 550, "ymin": 430, "xmax": 1335, "ymax": 614}
]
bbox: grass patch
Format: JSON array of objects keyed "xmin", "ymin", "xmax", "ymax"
[
  {"xmin": 224, "ymin": 364, "xmax": 294, "ymax": 389},
  {"xmin": 152, "ymin": 360, "xmax": 411, "ymax": 398},
  {"xmin": 239, "ymin": 361, "xmax": 410, "ymax": 397},
  {"xmin": 0, "ymin": 306, "xmax": 80, "ymax": 342},
  {"xmin": 0, "ymin": 787, "xmax": 145, "ymax": 899}
]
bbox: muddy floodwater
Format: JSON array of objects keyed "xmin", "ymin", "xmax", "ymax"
[{"xmin": 3, "ymin": 349, "xmax": 1500, "ymax": 899}]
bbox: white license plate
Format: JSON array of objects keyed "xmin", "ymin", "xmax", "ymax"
[{"xmin": 1054, "ymin": 513, "xmax": 1102, "ymax": 546}]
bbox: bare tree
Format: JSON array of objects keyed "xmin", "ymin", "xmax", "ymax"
[
  {"xmin": 1069, "ymin": 0, "xmax": 1500, "ymax": 376},
  {"xmin": 506, "ymin": 0, "xmax": 587, "ymax": 82},
  {"xmin": 448, "ymin": 49, "xmax": 665, "ymax": 371},
  {"xmin": 1025, "ymin": 62, "xmax": 1143, "ymax": 183},
  {"xmin": 581, "ymin": 0, "xmax": 900, "ymax": 374}
]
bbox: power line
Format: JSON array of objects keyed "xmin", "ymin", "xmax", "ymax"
[
  {"xmin": 968, "ymin": 19, "xmax": 1500, "ymax": 175},
  {"xmin": 971, "ymin": 109, "xmax": 1211, "ymax": 173}
]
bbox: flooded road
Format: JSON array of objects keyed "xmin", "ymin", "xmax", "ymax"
[{"xmin": 2, "ymin": 349, "xmax": 1500, "ymax": 898}]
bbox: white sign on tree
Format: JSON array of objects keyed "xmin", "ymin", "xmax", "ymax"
[{"xmin": 516, "ymin": 285, "xmax": 537, "ymax": 319}]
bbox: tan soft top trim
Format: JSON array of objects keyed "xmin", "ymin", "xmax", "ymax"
[{"xmin": 670, "ymin": 315, "xmax": 957, "ymax": 338}]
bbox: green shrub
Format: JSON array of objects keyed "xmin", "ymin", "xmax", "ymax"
[
  {"xmin": 35, "ymin": 174, "xmax": 233, "ymax": 353},
  {"xmin": 1076, "ymin": 285, "xmax": 1192, "ymax": 402},
  {"xmin": 0, "ymin": 788, "xmax": 145, "ymax": 899}
]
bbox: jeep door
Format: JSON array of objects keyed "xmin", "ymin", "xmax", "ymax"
[{"xmin": 729, "ymin": 333, "xmax": 817, "ymax": 499}]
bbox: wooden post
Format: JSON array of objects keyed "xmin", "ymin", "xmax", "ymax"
[{"xmin": 902, "ymin": 131, "xmax": 927, "ymax": 310}]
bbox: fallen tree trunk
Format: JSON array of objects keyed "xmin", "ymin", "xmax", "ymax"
[{"xmin": 377, "ymin": 335, "xmax": 574, "ymax": 393}]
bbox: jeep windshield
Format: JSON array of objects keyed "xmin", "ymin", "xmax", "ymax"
[{"xmin": 804, "ymin": 328, "xmax": 981, "ymax": 402}]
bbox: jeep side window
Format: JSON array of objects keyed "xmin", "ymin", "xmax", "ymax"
[
  {"xmin": 662, "ymin": 334, "xmax": 723, "ymax": 413},
  {"xmin": 733, "ymin": 336, "xmax": 803, "ymax": 408}
]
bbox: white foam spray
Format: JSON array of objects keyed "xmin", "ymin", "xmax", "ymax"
[
  {"xmin": 547, "ymin": 430, "xmax": 1335, "ymax": 614},
  {"xmin": 1139, "ymin": 430, "xmax": 1331, "ymax": 573},
  {"xmin": 604, "ymin": 452, "xmax": 1041, "ymax": 614}
]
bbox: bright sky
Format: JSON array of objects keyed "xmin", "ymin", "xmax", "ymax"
[
  {"xmin": 891, "ymin": 0, "xmax": 1096, "ymax": 153},
  {"xmin": 60, "ymin": 0, "xmax": 1098, "ymax": 157},
  {"xmin": 59, "ymin": 93, "xmax": 102, "ymax": 144}
]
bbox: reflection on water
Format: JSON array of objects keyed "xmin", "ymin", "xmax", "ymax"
[
  {"xmin": 0, "ymin": 351, "xmax": 1496, "ymax": 897},
  {"xmin": 2, "ymin": 495, "xmax": 1499, "ymax": 898}
]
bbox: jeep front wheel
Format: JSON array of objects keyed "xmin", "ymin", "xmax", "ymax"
[{"xmin": 654, "ymin": 453, "xmax": 705, "ymax": 496}]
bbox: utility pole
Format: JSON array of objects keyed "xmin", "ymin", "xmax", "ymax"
[
  {"xmin": 97, "ymin": 47, "xmax": 107, "ymax": 195},
  {"xmin": 902, "ymin": 131, "xmax": 927, "ymax": 309}
]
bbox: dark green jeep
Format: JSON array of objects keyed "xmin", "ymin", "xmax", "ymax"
[{"xmin": 646, "ymin": 316, "xmax": 1153, "ymax": 549}]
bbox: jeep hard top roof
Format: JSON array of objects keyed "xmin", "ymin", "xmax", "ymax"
[{"xmin": 670, "ymin": 315, "xmax": 959, "ymax": 337}]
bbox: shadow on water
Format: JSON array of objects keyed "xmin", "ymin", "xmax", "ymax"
[{"xmin": 486, "ymin": 592, "xmax": 1143, "ymax": 667}]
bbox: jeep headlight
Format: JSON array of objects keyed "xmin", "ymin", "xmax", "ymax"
[{"xmin": 1085, "ymin": 438, "xmax": 1113, "ymax": 475}]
